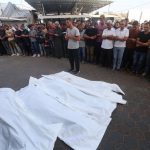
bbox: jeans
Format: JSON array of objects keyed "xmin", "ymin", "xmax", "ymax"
[
  {"xmin": 132, "ymin": 51, "xmax": 146, "ymax": 73},
  {"xmin": 9, "ymin": 40, "xmax": 19, "ymax": 54},
  {"xmin": 31, "ymin": 41, "xmax": 40, "ymax": 54},
  {"xmin": 144, "ymin": 50, "xmax": 150, "ymax": 74},
  {"xmin": 68, "ymin": 48, "xmax": 80, "ymax": 71},
  {"xmin": 113, "ymin": 47, "xmax": 125, "ymax": 70},
  {"xmin": 79, "ymin": 47, "xmax": 85, "ymax": 62},
  {"xmin": 16, "ymin": 41, "xmax": 25, "ymax": 55},
  {"xmin": 39, "ymin": 43, "xmax": 46, "ymax": 56}
]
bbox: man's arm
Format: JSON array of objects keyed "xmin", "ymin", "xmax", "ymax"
[
  {"xmin": 67, "ymin": 35, "xmax": 80, "ymax": 41},
  {"xmin": 136, "ymin": 38, "xmax": 146, "ymax": 46}
]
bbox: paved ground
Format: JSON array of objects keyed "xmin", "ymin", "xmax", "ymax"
[{"xmin": 0, "ymin": 56, "xmax": 150, "ymax": 150}]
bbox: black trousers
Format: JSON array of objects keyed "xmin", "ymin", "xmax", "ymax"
[
  {"xmin": 101, "ymin": 48, "xmax": 113, "ymax": 67},
  {"xmin": 122, "ymin": 48, "xmax": 135, "ymax": 69},
  {"xmin": 95, "ymin": 42, "xmax": 102, "ymax": 64},
  {"xmin": 68, "ymin": 48, "xmax": 80, "ymax": 71}
]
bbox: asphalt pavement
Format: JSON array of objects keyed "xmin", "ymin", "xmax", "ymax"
[{"xmin": 0, "ymin": 56, "xmax": 150, "ymax": 150}]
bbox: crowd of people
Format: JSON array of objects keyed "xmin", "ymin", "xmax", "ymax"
[{"xmin": 0, "ymin": 15, "xmax": 150, "ymax": 76}]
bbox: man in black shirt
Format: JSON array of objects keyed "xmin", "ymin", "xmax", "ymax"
[
  {"xmin": 84, "ymin": 23, "xmax": 97, "ymax": 63},
  {"xmin": 0, "ymin": 25, "xmax": 10, "ymax": 55},
  {"xmin": 20, "ymin": 24, "xmax": 31, "ymax": 56},
  {"xmin": 15, "ymin": 25, "xmax": 26, "ymax": 55},
  {"xmin": 132, "ymin": 22, "xmax": 150, "ymax": 74}
]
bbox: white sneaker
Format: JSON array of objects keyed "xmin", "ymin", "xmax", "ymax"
[
  {"xmin": 74, "ymin": 70, "xmax": 80, "ymax": 75},
  {"xmin": 37, "ymin": 54, "xmax": 40, "ymax": 57},
  {"xmin": 17, "ymin": 53, "xmax": 20, "ymax": 56},
  {"xmin": 142, "ymin": 72, "xmax": 147, "ymax": 77},
  {"xmin": 11, "ymin": 54, "xmax": 15, "ymax": 56},
  {"xmin": 32, "ymin": 54, "xmax": 36, "ymax": 57}
]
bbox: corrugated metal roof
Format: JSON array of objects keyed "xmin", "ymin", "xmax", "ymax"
[
  {"xmin": 25, "ymin": 0, "xmax": 112, "ymax": 14},
  {"xmin": 0, "ymin": 2, "xmax": 30, "ymax": 18},
  {"xmin": 0, "ymin": 3, "xmax": 8, "ymax": 16}
]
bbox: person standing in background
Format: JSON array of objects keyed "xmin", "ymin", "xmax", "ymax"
[
  {"xmin": 37, "ymin": 26, "xmax": 46, "ymax": 56},
  {"xmin": 95, "ymin": 15, "xmax": 106, "ymax": 64},
  {"xmin": 78, "ymin": 22, "xmax": 86, "ymax": 63},
  {"xmin": 5, "ymin": 25, "xmax": 20, "ymax": 56},
  {"xmin": 113, "ymin": 20, "xmax": 129, "ymax": 70},
  {"xmin": 122, "ymin": 21, "xmax": 140, "ymax": 70},
  {"xmin": 84, "ymin": 23, "xmax": 97, "ymax": 63},
  {"xmin": 132, "ymin": 22, "xmax": 150, "ymax": 74},
  {"xmin": 15, "ymin": 25, "xmax": 26, "ymax": 56},
  {"xmin": 20, "ymin": 24, "xmax": 31, "ymax": 56},
  {"xmin": 53, "ymin": 21, "xmax": 63, "ymax": 59},
  {"xmin": 0, "ymin": 25, "xmax": 10, "ymax": 55},
  {"xmin": 29, "ymin": 24, "xmax": 40, "ymax": 57},
  {"xmin": 101, "ymin": 20, "xmax": 115, "ymax": 68}
]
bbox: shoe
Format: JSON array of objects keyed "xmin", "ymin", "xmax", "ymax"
[
  {"xmin": 16, "ymin": 53, "xmax": 20, "ymax": 56},
  {"xmin": 116, "ymin": 68, "xmax": 120, "ymax": 71},
  {"xmin": 67, "ymin": 69, "xmax": 74, "ymax": 73},
  {"xmin": 74, "ymin": 70, "xmax": 80, "ymax": 75},
  {"xmin": 135, "ymin": 72, "xmax": 140, "ymax": 76},
  {"xmin": 32, "ymin": 54, "xmax": 36, "ymax": 57},
  {"xmin": 37, "ymin": 54, "xmax": 40, "ymax": 57},
  {"xmin": 11, "ymin": 54, "xmax": 15, "ymax": 56},
  {"xmin": 142, "ymin": 72, "xmax": 147, "ymax": 77}
]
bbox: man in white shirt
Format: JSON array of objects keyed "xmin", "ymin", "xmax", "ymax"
[
  {"xmin": 65, "ymin": 18, "xmax": 80, "ymax": 74},
  {"xmin": 113, "ymin": 20, "xmax": 129, "ymax": 70},
  {"xmin": 101, "ymin": 20, "xmax": 115, "ymax": 67}
]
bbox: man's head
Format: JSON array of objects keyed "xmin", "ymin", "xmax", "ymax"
[
  {"xmin": 4, "ymin": 24, "xmax": 9, "ymax": 30},
  {"xmin": 143, "ymin": 22, "xmax": 150, "ymax": 32},
  {"xmin": 120, "ymin": 20, "xmax": 126, "ymax": 30},
  {"xmin": 29, "ymin": 24, "xmax": 35, "ymax": 30},
  {"xmin": 106, "ymin": 20, "xmax": 113, "ymax": 29},
  {"xmin": 73, "ymin": 21, "xmax": 77, "ymax": 27},
  {"xmin": 20, "ymin": 24, "xmax": 25, "ymax": 30},
  {"xmin": 66, "ymin": 18, "xmax": 73, "ymax": 28},
  {"xmin": 100, "ymin": 15, "xmax": 105, "ymax": 24},
  {"xmin": 37, "ymin": 26, "xmax": 42, "ymax": 31},
  {"xmin": 132, "ymin": 21, "xmax": 139, "ymax": 30},
  {"xmin": 78, "ymin": 22, "xmax": 85, "ymax": 31},
  {"xmin": 55, "ymin": 21, "xmax": 60, "ymax": 27}
]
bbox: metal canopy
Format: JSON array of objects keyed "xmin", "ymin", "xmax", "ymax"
[{"xmin": 25, "ymin": 0, "xmax": 112, "ymax": 15}]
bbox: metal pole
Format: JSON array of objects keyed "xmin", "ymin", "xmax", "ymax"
[
  {"xmin": 41, "ymin": 3, "xmax": 45, "ymax": 16},
  {"xmin": 139, "ymin": 11, "xmax": 143, "ymax": 23}
]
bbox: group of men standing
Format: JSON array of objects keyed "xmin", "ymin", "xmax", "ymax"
[
  {"xmin": 0, "ymin": 16, "xmax": 150, "ymax": 76},
  {"xmin": 65, "ymin": 16, "xmax": 150, "ymax": 76}
]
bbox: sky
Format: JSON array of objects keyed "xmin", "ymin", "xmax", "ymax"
[
  {"xmin": 0, "ymin": 0, "xmax": 150, "ymax": 22},
  {"xmin": 97, "ymin": 0, "xmax": 150, "ymax": 22}
]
